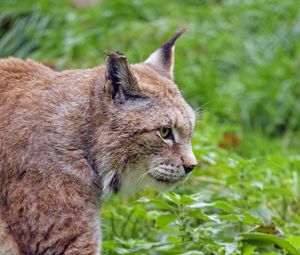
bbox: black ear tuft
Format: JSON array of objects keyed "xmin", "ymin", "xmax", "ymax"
[
  {"xmin": 144, "ymin": 27, "xmax": 187, "ymax": 80},
  {"xmin": 105, "ymin": 51, "xmax": 140, "ymax": 104},
  {"xmin": 160, "ymin": 27, "xmax": 187, "ymax": 66}
]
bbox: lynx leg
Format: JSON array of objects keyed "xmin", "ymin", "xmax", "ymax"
[
  {"xmin": 3, "ymin": 169, "xmax": 102, "ymax": 255},
  {"xmin": 32, "ymin": 216, "xmax": 102, "ymax": 255}
]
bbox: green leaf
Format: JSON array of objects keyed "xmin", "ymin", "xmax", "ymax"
[
  {"xmin": 219, "ymin": 214, "xmax": 242, "ymax": 221},
  {"xmin": 162, "ymin": 192, "xmax": 181, "ymax": 204},
  {"xmin": 249, "ymin": 207, "xmax": 273, "ymax": 225},
  {"xmin": 179, "ymin": 251, "xmax": 204, "ymax": 255},
  {"xmin": 240, "ymin": 212, "xmax": 264, "ymax": 225},
  {"xmin": 240, "ymin": 232, "xmax": 300, "ymax": 255},
  {"xmin": 187, "ymin": 202, "xmax": 212, "ymax": 209},
  {"xmin": 242, "ymin": 244, "xmax": 257, "ymax": 255},
  {"xmin": 212, "ymin": 201, "xmax": 237, "ymax": 213},
  {"xmin": 179, "ymin": 195, "xmax": 197, "ymax": 205},
  {"xmin": 187, "ymin": 209, "xmax": 212, "ymax": 221},
  {"xmin": 136, "ymin": 197, "xmax": 150, "ymax": 203},
  {"xmin": 287, "ymin": 237, "xmax": 300, "ymax": 249},
  {"xmin": 156, "ymin": 214, "xmax": 177, "ymax": 228}
]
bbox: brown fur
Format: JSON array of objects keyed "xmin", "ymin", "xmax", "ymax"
[{"xmin": 0, "ymin": 30, "xmax": 197, "ymax": 254}]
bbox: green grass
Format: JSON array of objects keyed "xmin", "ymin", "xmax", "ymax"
[{"xmin": 0, "ymin": 0, "xmax": 299, "ymax": 254}]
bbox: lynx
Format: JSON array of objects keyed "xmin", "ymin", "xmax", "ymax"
[{"xmin": 0, "ymin": 29, "xmax": 197, "ymax": 254}]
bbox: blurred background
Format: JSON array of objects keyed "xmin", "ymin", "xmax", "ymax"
[{"xmin": 1, "ymin": 0, "xmax": 299, "ymax": 254}]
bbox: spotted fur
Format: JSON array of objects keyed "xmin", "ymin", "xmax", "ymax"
[{"xmin": 0, "ymin": 29, "xmax": 196, "ymax": 254}]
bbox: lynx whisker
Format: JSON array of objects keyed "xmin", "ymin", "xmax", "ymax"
[{"xmin": 137, "ymin": 169, "xmax": 155, "ymax": 183}]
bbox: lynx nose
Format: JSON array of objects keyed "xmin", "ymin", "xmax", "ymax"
[
  {"xmin": 183, "ymin": 164, "xmax": 196, "ymax": 174},
  {"xmin": 182, "ymin": 144, "xmax": 197, "ymax": 174}
]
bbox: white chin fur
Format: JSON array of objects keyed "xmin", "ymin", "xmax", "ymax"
[{"xmin": 119, "ymin": 167, "xmax": 176, "ymax": 197}]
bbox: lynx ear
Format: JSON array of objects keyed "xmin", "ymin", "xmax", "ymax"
[
  {"xmin": 105, "ymin": 51, "xmax": 140, "ymax": 104},
  {"xmin": 144, "ymin": 28, "xmax": 187, "ymax": 80}
]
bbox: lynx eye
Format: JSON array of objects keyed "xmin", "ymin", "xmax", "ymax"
[{"xmin": 159, "ymin": 127, "xmax": 174, "ymax": 140}]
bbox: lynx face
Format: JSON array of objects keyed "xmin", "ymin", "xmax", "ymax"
[
  {"xmin": 95, "ymin": 29, "xmax": 197, "ymax": 195},
  {"xmin": 116, "ymin": 66, "xmax": 197, "ymax": 194}
]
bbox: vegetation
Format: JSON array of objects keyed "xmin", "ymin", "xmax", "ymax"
[{"xmin": 1, "ymin": 0, "xmax": 299, "ymax": 254}]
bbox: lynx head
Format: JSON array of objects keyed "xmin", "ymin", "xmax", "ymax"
[{"xmin": 96, "ymin": 28, "xmax": 197, "ymax": 195}]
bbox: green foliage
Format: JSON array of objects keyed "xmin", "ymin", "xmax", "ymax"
[
  {"xmin": 101, "ymin": 119, "xmax": 300, "ymax": 254},
  {"xmin": 1, "ymin": 0, "xmax": 299, "ymax": 254},
  {"xmin": 240, "ymin": 233, "xmax": 299, "ymax": 255}
]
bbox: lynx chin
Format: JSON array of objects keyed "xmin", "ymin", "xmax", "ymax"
[{"xmin": 0, "ymin": 28, "xmax": 197, "ymax": 254}]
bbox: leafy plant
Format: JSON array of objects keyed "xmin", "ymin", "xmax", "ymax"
[{"xmin": 1, "ymin": 0, "xmax": 299, "ymax": 254}]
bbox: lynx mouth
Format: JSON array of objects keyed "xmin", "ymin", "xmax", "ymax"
[{"xmin": 149, "ymin": 173, "xmax": 185, "ymax": 184}]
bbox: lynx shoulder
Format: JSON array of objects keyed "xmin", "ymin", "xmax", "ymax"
[{"xmin": 0, "ymin": 29, "xmax": 197, "ymax": 254}]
